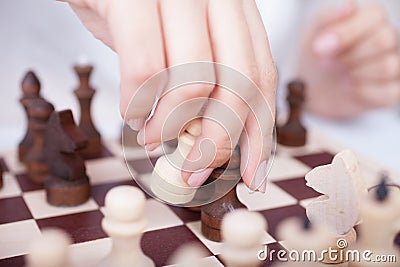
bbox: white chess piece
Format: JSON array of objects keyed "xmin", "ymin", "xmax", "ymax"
[
  {"xmin": 220, "ymin": 209, "xmax": 267, "ymax": 267},
  {"xmin": 305, "ymin": 150, "xmax": 367, "ymax": 235},
  {"xmin": 151, "ymin": 119, "xmax": 201, "ymax": 204},
  {"xmin": 276, "ymin": 217, "xmax": 334, "ymax": 267},
  {"xmin": 349, "ymin": 183, "xmax": 400, "ymax": 267},
  {"xmin": 168, "ymin": 243, "xmax": 208, "ymax": 267},
  {"xmin": 26, "ymin": 228, "xmax": 71, "ymax": 267},
  {"xmin": 97, "ymin": 186, "xmax": 154, "ymax": 267}
]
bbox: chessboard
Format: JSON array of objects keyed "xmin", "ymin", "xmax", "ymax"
[{"xmin": 1, "ymin": 128, "xmax": 399, "ymax": 267}]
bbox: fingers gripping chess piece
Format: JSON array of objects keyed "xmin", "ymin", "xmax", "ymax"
[
  {"xmin": 220, "ymin": 209, "xmax": 267, "ymax": 267},
  {"xmin": 151, "ymin": 119, "xmax": 202, "ymax": 204},
  {"xmin": 305, "ymin": 150, "xmax": 366, "ymax": 264},
  {"xmin": 26, "ymin": 228, "xmax": 72, "ymax": 267},
  {"xmin": 97, "ymin": 186, "xmax": 154, "ymax": 267},
  {"xmin": 349, "ymin": 180, "xmax": 400, "ymax": 267}
]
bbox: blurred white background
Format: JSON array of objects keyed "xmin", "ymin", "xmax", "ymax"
[{"xmin": 0, "ymin": 0, "xmax": 399, "ymax": 171}]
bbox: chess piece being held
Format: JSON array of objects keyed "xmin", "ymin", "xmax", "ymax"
[
  {"xmin": 44, "ymin": 110, "xmax": 91, "ymax": 206},
  {"xmin": 201, "ymin": 146, "xmax": 247, "ymax": 242},
  {"xmin": 305, "ymin": 150, "xmax": 367, "ymax": 264},
  {"xmin": 277, "ymin": 80, "xmax": 307, "ymax": 147},
  {"xmin": 25, "ymin": 98, "xmax": 54, "ymax": 184},
  {"xmin": 98, "ymin": 186, "xmax": 154, "ymax": 267},
  {"xmin": 151, "ymin": 119, "xmax": 202, "ymax": 205},
  {"xmin": 73, "ymin": 63, "xmax": 102, "ymax": 159}
]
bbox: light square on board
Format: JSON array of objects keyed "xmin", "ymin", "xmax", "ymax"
[
  {"xmin": 237, "ymin": 183, "xmax": 297, "ymax": 211},
  {"xmin": 23, "ymin": 190, "xmax": 98, "ymax": 219},
  {"xmin": 143, "ymin": 199, "xmax": 183, "ymax": 232},
  {"xmin": 165, "ymin": 256, "xmax": 224, "ymax": 267},
  {"xmin": 0, "ymin": 173, "xmax": 22, "ymax": 199},
  {"xmin": 86, "ymin": 157, "xmax": 132, "ymax": 185},
  {"xmin": 1, "ymin": 150, "xmax": 25, "ymax": 174},
  {"xmin": 0, "ymin": 219, "xmax": 41, "ymax": 259},
  {"xmin": 70, "ymin": 237, "xmax": 111, "ymax": 267},
  {"xmin": 267, "ymin": 156, "xmax": 310, "ymax": 182},
  {"xmin": 186, "ymin": 221, "xmax": 275, "ymax": 256}
]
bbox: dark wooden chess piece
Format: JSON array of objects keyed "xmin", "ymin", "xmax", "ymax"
[
  {"xmin": 25, "ymin": 98, "xmax": 54, "ymax": 184},
  {"xmin": 277, "ymin": 80, "xmax": 307, "ymax": 147},
  {"xmin": 74, "ymin": 64, "xmax": 102, "ymax": 159},
  {"xmin": 44, "ymin": 110, "xmax": 91, "ymax": 206},
  {"xmin": 121, "ymin": 123, "xmax": 140, "ymax": 147},
  {"xmin": 0, "ymin": 164, "xmax": 3, "ymax": 189},
  {"xmin": 19, "ymin": 71, "xmax": 42, "ymax": 163},
  {"xmin": 201, "ymin": 147, "xmax": 247, "ymax": 242}
]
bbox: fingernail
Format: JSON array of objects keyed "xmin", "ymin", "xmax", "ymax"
[
  {"xmin": 137, "ymin": 128, "xmax": 145, "ymax": 146},
  {"xmin": 257, "ymin": 180, "xmax": 267, "ymax": 193},
  {"xmin": 127, "ymin": 118, "xmax": 145, "ymax": 131},
  {"xmin": 313, "ymin": 32, "xmax": 339, "ymax": 56},
  {"xmin": 187, "ymin": 168, "xmax": 213, "ymax": 188},
  {"xmin": 145, "ymin": 143, "xmax": 160, "ymax": 151},
  {"xmin": 252, "ymin": 160, "xmax": 267, "ymax": 192}
]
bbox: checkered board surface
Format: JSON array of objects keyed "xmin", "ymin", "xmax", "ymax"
[{"xmin": 0, "ymin": 130, "xmax": 399, "ymax": 267}]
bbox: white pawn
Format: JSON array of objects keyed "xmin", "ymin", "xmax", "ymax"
[
  {"xmin": 349, "ymin": 181, "xmax": 400, "ymax": 267},
  {"xmin": 151, "ymin": 119, "xmax": 202, "ymax": 204},
  {"xmin": 26, "ymin": 228, "xmax": 71, "ymax": 267},
  {"xmin": 276, "ymin": 217, "xmax": 334, "ymax": 267},
  {"xmin": 167, "ymin": 243, "xmax": 208, "ymax": 267},
  {"xmin": 221, "ymin": 209, "xmax": 267, "ymax": 267},
  {"xmin": 97, "ymin": 186, "xmax": 154, "ymax": 267}
]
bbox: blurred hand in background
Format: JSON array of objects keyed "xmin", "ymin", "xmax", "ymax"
[{"xmin": 299, "ymin": 2, "xmax": 400, "ymax": 119}]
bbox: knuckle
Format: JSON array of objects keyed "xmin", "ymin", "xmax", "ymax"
[
  {"xmin": 378, "ymin": 26, "xmax": 399, "ymax": 50},
  {"xmin": 123, "ymin": 64, "xmax": 161, "ymax": 87},
  {"xmin": 382, "ymin": 56, "xmax": 400, "ymax": 77},
  {"xmin": 182, "ymin": 83, "xmax": 215, "ymax": 100}
]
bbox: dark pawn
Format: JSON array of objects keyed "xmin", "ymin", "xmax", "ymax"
[
  {"xmin": 25, "ymin": 99, "xmax": 54, "ymax": 184},
  {"xmin": 0, "ymin": 164, "xmax": 3, "ymax": 189},
  {"xmin": 376, "ymin": 178, "xmax": 389, "ymax": 202},
  {"xmin": 201, "ymin": 147, "xmax": 247, "ymax": 242},
  {"xmin": 73, "ymin": 64, "xmax": 102, "ymax": 159},
  {"xmin": 277, "ymin": 81, "xmax": 307, "ymax": 147},
  {"xmin": 44, "ymin": 110, "xmax": 91, "ymax": 206},
  {"xmin": 19, "ymin": 71, "xmax": 42, "ymax": 162}
]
